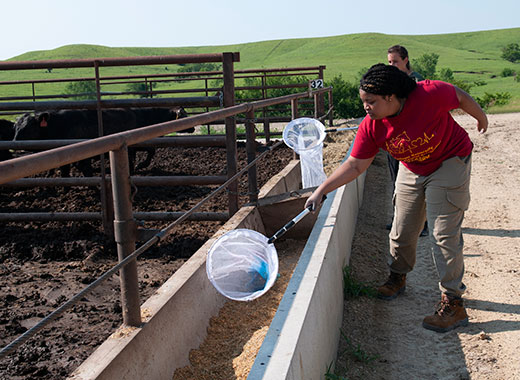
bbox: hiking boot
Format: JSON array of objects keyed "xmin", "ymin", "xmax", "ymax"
[
  {"xmin": 377, "ymin": 272, "xmax": 406, "ymax": 300},
  {"xmin": 422, "ymin": 294, "xmax": 469, "ymax": 333}
]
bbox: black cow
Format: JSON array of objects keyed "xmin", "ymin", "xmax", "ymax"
[
  {"xmin": 129, "ymin": 107, "xmax": 192, "ymax": 170},
  {"xmin": 13, "ymin": 107, "xmax": 190, "ymax": 176},
  {"xmin": 0, "ymin": 118, "xmax": 15, "ymax": 161},
  {"xmin": 14, "ymin": 108, "xmax": 138, "ymax": 140},
  {"xmin": 132, "ymin": 107, "xmax": 191, "ymax": 131}
]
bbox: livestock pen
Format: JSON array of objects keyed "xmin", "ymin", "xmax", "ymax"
[
  {"xmin": 0, "ymin": 55, "xmax": 332, "ymax": 234},
  {"xmin": 0, "ymin": 64, "xmax": 339, "ymax": 378}
]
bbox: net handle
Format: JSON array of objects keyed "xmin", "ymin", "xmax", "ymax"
[
  {"xmin": 324, "ymin": 126, "xmax": 359, "ymax": 133},
  {"xmin": 267, "ymin": 195, "xmax": 327, "ymax": 244}
]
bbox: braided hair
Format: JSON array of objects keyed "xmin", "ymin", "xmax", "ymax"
[{"xmin": 360, "ymin": 64, "xmax": 417, "ymax": 99}]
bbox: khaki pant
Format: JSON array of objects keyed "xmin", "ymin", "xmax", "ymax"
[{"xmin": 389, "ymin": 155, "xmax": 472, "ymax": 297}]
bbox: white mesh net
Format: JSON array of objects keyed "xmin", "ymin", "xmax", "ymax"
[
  {"xmin": 283, "ymin": 117, "xmax": 327, "ymax": 188},
  {"xmin": 206, "ymin": 229, "xmax": 279, "ymax": 301}
]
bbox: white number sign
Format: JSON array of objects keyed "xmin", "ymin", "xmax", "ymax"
[{"xmin": 309, "ymin": 79, "xmax": 324, "ymax": 89}]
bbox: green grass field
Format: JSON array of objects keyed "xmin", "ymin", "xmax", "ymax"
[{"xmin": 1, "ymin": 27, "xmax": 519, "ymax": 114}]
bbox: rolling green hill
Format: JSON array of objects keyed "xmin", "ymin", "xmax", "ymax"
[{"xmin": 2, "ymin": 27, "xmax": 520, "ymax": 113}]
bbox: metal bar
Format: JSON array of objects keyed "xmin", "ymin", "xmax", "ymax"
[
  {"xmin": 0, "ymin": 175, "xmax": 227, "ymax": 188},
  {"xmin": 0, "ymin": 211, "xmax": 229, "ymax": 222},
  {"xmin": 314, "ymin": 92, "xmax": 319, "ymax": 119},
  {"xmin": 110, "ymin": 145, "xmax": 141, "ymax": 327},
  {"xmin": 245, "ymin": 109, "xmax": 258, "ymax": 204},
  {"xmin": 133, "ymin": 211, "xmax": 228, "ymax": 221},
  {"xmin": 328, "ymin": 90, "xmax": 334, "ymax": 127},
  {"xmin": 318, "ymin": 66, "xmax": 326, "ymax": 117},
  {"xmin": 291, "ymin": 98, "xmax": 299, "ymax": 120},
  {"xmin": 0, "ymin": 53, "xmax": 240, "ymax": 70},
  {"xmin": 263, "ymin": 119, "xmax": 270, "ymax": 144},
  {"xmin": 222, "ymin": 52, "xmax": 238, "ymax": 216},
  {"xmin": 0, "ymin": 67, "xmax": 320, "ymax": 86},
  {"xmin": 0, "ymin": 135, "xmax": 227, "ymax": 150},
  {"xmin": 0, "ymin": 89, "xmax": 221, "ymax": 102},
  {"xmin": 291, "ymin": 99, "xmax": 299, "ymax": 160},
  {"xmin": 94, "ymin": 62, "xmax": 112, "ymax": 235},
  {"xmin": 0, "ymin": 212, "xmax": 102, "ymax": 221},
  {"xmin": 0, "ymin": 97, "xmax": 220, "ymax": 111}
]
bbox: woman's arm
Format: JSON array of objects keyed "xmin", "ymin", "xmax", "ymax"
[
  {"xmin": 454, "ymin": 86, "xmax": 488, "ymax": 134},
  {"xmin": 305, "ymin": 155, "xmax": 375, "ymax": 210}
]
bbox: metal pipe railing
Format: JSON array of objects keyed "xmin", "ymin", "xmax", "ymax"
[
  {"xmin": 0, "ymin": 53, "xmax": 241, "ymax": 71},
  {"xmin": 0, "ymin": 87, "xmax": 331, "ymax": 185},
  {"xmin": 0, "ymin": 86, "xmax": 333, "ymax": 361}
]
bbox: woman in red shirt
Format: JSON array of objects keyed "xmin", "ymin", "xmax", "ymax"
[{"xmin": 306, "ymin": 64, "xmax": 488, "ymax": 333}]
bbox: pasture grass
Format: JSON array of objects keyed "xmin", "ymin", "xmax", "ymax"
[{"xmin": 1, "ymin": 28, "xmax": 520, "ymax": 112}]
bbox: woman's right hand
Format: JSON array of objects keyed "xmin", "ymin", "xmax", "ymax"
[{"xmin": 305, "ymin": 190, "xmax": 325, "ymax": 212}]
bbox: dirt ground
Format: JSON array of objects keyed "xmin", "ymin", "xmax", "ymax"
[
  {"xmin": 336, "ymin": 112, "xmax": 520, "ymax": 380},
  {"xmin": 0, "ymin": 140, "xmax": 295, "ymax": 380}
]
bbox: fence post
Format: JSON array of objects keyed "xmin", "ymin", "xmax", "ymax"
[
  {"xmin": 328, "ymin": 89, "xmax": 334, "ymax": 127},
  {"xmin": 94, "ymin": 61, "xmax": 112, "ymax": 236},
  {"xmin": 314, "ymin": 92, "xmax": 319, "ymax": 119},
  {"xmin": 245, "ymin": 109, "xmax": 258, "ymax": 204},
  {"xmin": 223, "ymin": 52, "xmax": 239, "ymax": 216},
  {"xmin": 318, "ymin": 65, "xmax": 326, "ymax": 117},
  {"xmin": 205, "ymin": 78, "xmax": 211, "ymax": 134},
  {"xmin": 291, "ymin": 98, "xmax": 299, "ymax": 120},
  {"xmin": 291, "ymin": 99, "xmax": 299, "ymax": 160},
  {"xmin": 110, "ymin": 145, "xmax": 141, "ymax": 327},
  {"xmin": 261, "ymin": 71, "xmax": 271, "ymax": 143}
]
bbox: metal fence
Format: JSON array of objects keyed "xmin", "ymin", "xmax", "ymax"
[{"xmin": 0, "ymin": 85, "xmax": 332, "ymax": 360}]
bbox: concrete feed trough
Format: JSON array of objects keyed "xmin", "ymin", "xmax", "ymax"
[{"xmin": 69, "ymin": 158, "xmax": 366, "ymax": 380}]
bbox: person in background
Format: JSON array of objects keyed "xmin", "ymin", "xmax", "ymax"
[
  {"xmin": 388, "ymin": 44, "xmax": 424, "ymax": 81},
  {"xmin": 386, "ymin": 44, "xmax": 428, "ymax": 236},
  {"xmin": 305, "ymin": 64, "xmax": 488, "ymax": 332}
]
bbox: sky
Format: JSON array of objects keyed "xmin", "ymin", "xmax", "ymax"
[{"xmin": 1, "ymin": 0, "xmax": 518, "ymax": 61}]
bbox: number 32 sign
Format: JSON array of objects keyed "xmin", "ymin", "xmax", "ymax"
[{"xmin": 309, "ymin": 79, "xmax": 324, "ymax": 89}]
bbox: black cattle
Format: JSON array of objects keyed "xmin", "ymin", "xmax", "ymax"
[
  {"xmin": 13, "ymin": 107, "xmax": 190, "ymax": 176},
  {"xmin": 0, "ymin": 118, "xmax": 15, "ymax": 161},
  {"xmin": 14, "ymin": 109, "xmax": 139, "ymax": 176},
  {"xmin": 132, "ymin": 106, "xmax": 191, "ymax": 131},
  {"xmin": 14, "ymin": 109, "xmax": 138, "ymax": 140},
  {"xmin": 129, "ymin": 107, "xmax": 192, "ymax": 170}
]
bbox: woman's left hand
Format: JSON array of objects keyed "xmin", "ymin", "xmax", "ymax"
[{"xmin": 478, "ymin": 118, "xmax": 488, "ymax": 134}]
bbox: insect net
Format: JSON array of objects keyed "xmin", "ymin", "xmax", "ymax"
[
  {"xmin": 206, "ymin": 229, "xmax": 279, "ymax": 301},
  {"xmin": 283, "ymin": 117, "xmax": 327, "ymax": 188}
]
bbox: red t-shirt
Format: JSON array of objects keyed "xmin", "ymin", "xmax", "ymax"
[{"xmin": 351, "ymin": 80, "xmax": 473, "ymax": 176}]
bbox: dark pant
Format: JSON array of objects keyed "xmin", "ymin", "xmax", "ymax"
[{"xmin": 387, "ymin": 152, "xmax": 399, "ymax": 195}]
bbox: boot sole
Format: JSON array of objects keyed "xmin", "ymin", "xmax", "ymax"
[
  {"xmin": 422, "ymin": 317, "xmax": 469, "ymax": 333},
  {"xmin": 377, "ymin": 285, "xmax": 405, "ymax": 301}
]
